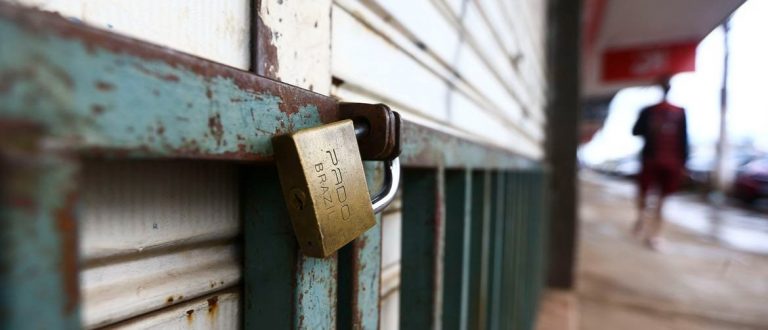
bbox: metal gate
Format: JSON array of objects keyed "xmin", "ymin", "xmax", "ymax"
[{"xmin": 0, "ymin": 4, "xmax": 547, "ymax": 329}]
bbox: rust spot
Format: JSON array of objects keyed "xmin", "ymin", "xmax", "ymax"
[
  {"xmin": 205, "ymin": 87, "xmax": 213, "ymax": 99},
  {"xmin": 255, "ymin": 13, "xmax": 280, "ymax": 79},
  {"xmin": 166, "ymin": 296, "xmax": 174, "ymax": 304},
  {"xmin": 207, "ymin": 113, "xmax": 224, "ymax": 147},
  {"xmin": 55, "ymin": 191, "xmax": 79, "ymax": 314},
  {"xmin": 156, "ymin": 124, "xmax": 165, "ymax": 136},
  {"xmin": 91, "ymin": 104, "xmax": 105, "ymax": 115},
  {"xmin": 186, "ymin": 309, "xmax": 194, "ymax": 323},
  {"xmin": 133, "ymin": 63, "xmax": 180, "ymax": 82},
  {"xmin": 207, "ymin": 296, "xmax": 219, "ymax": 317},
  {"xmin": 94, "ymin": 80, "xmax": 114, "ymax": 91}
]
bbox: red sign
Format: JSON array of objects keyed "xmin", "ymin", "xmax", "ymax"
[{"xmin": 601, "ymin": 42, "xmax": 697, "ymax": 82}]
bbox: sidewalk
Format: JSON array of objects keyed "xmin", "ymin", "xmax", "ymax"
[
  {"xmin": 577, "ymin": 172, "xmax": 768, "ymax": 330},
  {"xmin": 576, "ymin": 171, "xmax": 768, "ymax": 329}
]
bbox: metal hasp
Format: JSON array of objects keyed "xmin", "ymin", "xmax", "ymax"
[
  {"xmin": 339, "ymin": 103, "xmax": 402, "ymax": 161},
  {"xmin": 339, "ymin": 102, "xmax": 402, "ymax": 213}
]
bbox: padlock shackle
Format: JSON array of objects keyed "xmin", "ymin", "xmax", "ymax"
[{"xmin": 371, "ymin": 157, "xmax": 400, "ymax": 213}]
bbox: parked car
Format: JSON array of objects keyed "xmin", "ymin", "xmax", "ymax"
[{"xmin": 733, "ymin": 157, "xmax": 768, "ymax": 203}]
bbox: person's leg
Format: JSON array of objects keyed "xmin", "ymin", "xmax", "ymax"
[
  {"xmin": 644, "ymin": 193, "xmax": 665, "ymax": 248},
  {"xmin": 644, "ymin": 165, "xmax": 681, "ymax": 249},
  {"xmin": 634, "ymin": 164, "xmax": 652, "ymax": 237}
]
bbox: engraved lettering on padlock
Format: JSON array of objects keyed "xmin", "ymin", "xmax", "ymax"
[
  {"xmin": 341, "ymin": 204, "xmax": 351, "ymax": 220},
  {"xmin": 327, "ymin": 149, "xmax": 339, "ymax": 165},
  {"xmin": 332, "ymin": 168, "xmax": 343, "ymax": 185}
]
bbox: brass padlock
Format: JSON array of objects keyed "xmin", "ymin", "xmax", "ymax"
[{"xmin": 273, "ymin": 119, "xmax": 376, "ymax": 257}]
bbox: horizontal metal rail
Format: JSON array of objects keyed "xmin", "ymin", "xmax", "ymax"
[{"xmin": 0, "ymin": 3, "xmax": 536, "ymax": 170}]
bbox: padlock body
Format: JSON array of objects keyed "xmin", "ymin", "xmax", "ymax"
[{"xmin": 273, "ymin": 120, "xmax": 376, "ymax": 257}]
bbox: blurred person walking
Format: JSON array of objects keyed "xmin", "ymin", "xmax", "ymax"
[{"xmin": 632, "ymin": 77, "xmax": 689, "ymax": 249}]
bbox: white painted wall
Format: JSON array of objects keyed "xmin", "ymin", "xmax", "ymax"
[{"xmin": 6, "ymin": 0, "xmax": 250, "ymax": 69}]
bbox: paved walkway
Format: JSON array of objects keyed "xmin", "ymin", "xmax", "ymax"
[{"xmin": 576, "ymin": 171, "xmax": 768, "ymax": 329}]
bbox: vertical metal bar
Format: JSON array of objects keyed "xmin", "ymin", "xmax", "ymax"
[
  {"xmin": 433, "ymin": 166, "xmax": 446, "ymax": 330},
  {"xmin": 338, "ymin": 162, "xmax": 382, "ymax": 330},
  {"xmin": 458, "ymin": 170, "xmax": 473, "ymax": 330},
  {"xmin": 487, "ymin": 171, "xmax": 506, "ymax": 330},
  {"xmin": 243, "ymin": 166, "xmax": 337, "ymax": 329},
  {"xmin": 468, "ymin": 170, "xmax": 489, "ymax": 330},
  {"xmin": 476, "ymin": 171, "xmax": 492, "ymax": 330},
  {"xmin": 243, "ymin": 166, "xmax": 298, "ymax": 329},
  {"xmin": 502, "ymin": 171, "xmax": 520, "ymax": 330},
  {"xmin": 295, "ymin": 256, "xmax": 338, "ymax": 329},
  {"xmin": 441, "ymin": 170, "xmax": 471, "ymax": 329},
  {"xmin": 518, "ymin": 172, "xmax": 531, "ymax": 330},
  {"xmin": 0, "ymin": 125, "xmax": 81, "ymax": 329},
  {"xmin": 400, "ymin": 168, "xmax": 443, "ymax": 329}
]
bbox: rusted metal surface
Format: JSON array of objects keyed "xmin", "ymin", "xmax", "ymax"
[
  {"xmin": 103, "ymin": 289, "xmax": 241, "ymax": 329},
  {"xmin": 0, "ymin": 121, "xmax": 81, "ymax": 329},
  {"xmin": 351, "ymin": 162, "xmax": 384, "ymax": 329},
  {"xmin": 0, "ymin": 3, "xmax": 337, "ymax": 162},
  {"xmin": 339, "ymin": 103, "xmax": 402, "ymax": 161},
  {"xmin": 400, "ymin": 121, "xmax": 536, "ymax": 169},
  {"xmin": 0, "ymin": 3, "xmax": 532, "ymax": 169}
]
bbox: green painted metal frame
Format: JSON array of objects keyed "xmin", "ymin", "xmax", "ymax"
[{"xmin": 0, "ymin": 3, "xmax": 548, "ymax": 329}]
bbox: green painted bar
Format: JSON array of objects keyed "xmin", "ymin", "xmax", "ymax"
[
  {"xmin": 295, "ymin": 256, "xmax": 337, "ymax": 329},
  {"xmin": 338, "ymin": 162, "xmax": 382, "ymax": 330},
  {"xmin": 486, "ymin": 171, "xmax": 506, "ymax": 330},
  {"xmin": 0, "ymin": 4, "xmax": 535, "ymax": 170},
  {"xmin": 0, "ymin": 130, "xmax": 81, "ymax": 330},
  {"xmin": 441, "ymin": 170, "xmax": 471, "ymax": 329},
  {"xmin": 242, "ymin": 166, "xmax": 336, "ymax": 329},
  {"xmin": 501, "ymin": 171, "xmax": 521, "ymax": 330},
  {"xmin": 401, "ymin": 169, "xmax": 440, "ymax": 330},
  {"xmin": 458, "ymin": 170, "xmax": 473, "ymax": 330},
  {"xmin": 467, "ymin": 171, "xmax": 489, "ymax": 330},
  {"xmin": 242, "ymin": 166, "xmax": 298, "ymax": 328},
  {"xmin": 517, "ymin": 172, "xmax": 530, "ymax": 330}
]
